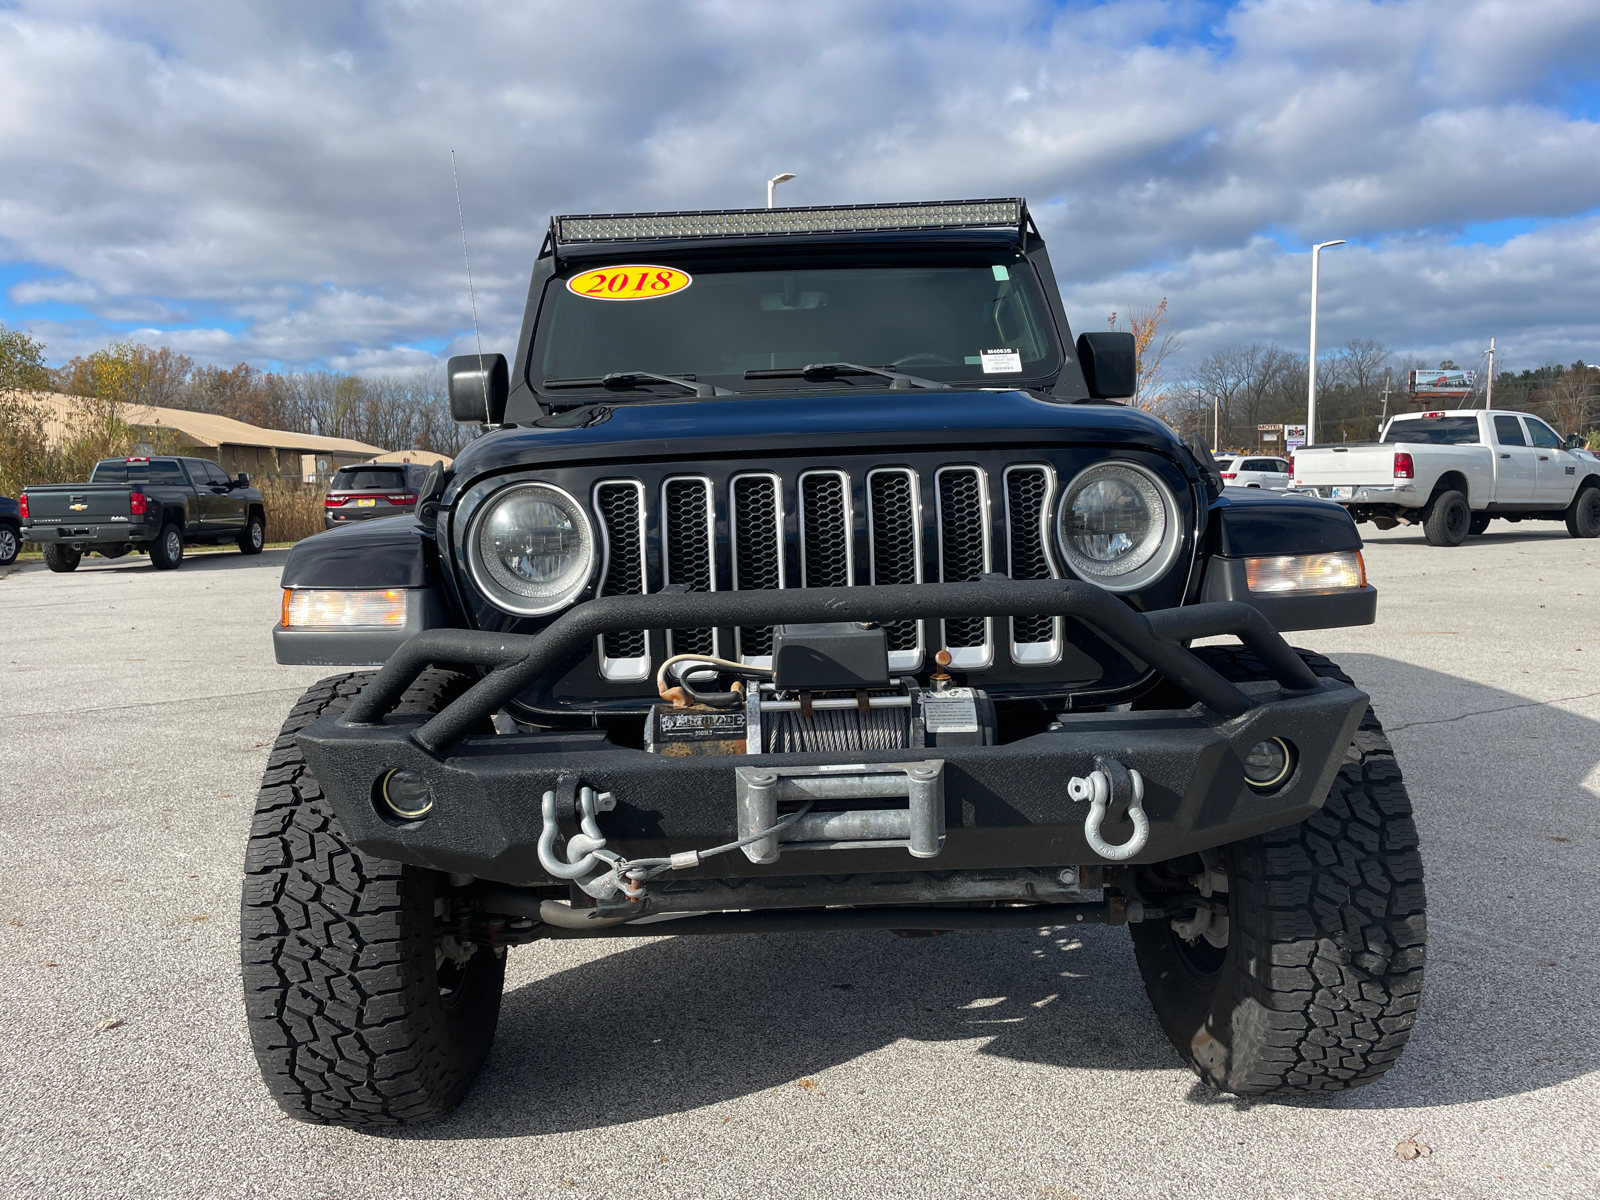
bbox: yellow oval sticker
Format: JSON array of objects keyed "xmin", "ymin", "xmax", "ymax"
[{"xmin": 566, "ymin": 264, "xmax": 692, "ymax": 301}]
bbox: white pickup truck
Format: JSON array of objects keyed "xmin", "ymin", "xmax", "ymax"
[{"xmin": 1291, "ymin": 409, "xmax": 1600, "ymax": 546}]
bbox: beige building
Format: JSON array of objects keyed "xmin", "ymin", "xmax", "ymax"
[{"xmin": 17, "ymin": 390, "xmax": 385, "ymax": 482}]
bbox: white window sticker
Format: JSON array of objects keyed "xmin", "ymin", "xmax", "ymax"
[
  {"xmin": 980, "ymin": 348, "xmax": 1023, "ymax": 374},
  {"xmin": 991, "ymin": 264, "xmax": 1010, "ymax": 281},
  {"xmin": 922, "ymin": 687, "xmax": 979, "ymax": 734}
]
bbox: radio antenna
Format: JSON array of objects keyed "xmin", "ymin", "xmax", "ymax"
[{"xmin": 450, "ymin": 149, "xmax": 490, "ymax": 423}]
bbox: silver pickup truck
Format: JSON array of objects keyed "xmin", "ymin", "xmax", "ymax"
[{"xmin": 1290, "ymin": 409, "xmax": 1600, "ymax": 546}]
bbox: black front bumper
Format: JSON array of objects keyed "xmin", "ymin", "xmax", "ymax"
[{"xmin": 294, "ymin": 579, "xmax": 1369, "ymax": 886}]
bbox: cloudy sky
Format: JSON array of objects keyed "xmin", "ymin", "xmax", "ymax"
[{"xmin": 2, "ymin": 0, "xmax": 1599, "ymax": 379}]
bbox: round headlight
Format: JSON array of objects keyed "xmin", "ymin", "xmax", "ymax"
[
  {"xmin": 468, "ymin": 483, "xmax": 596, "ymax": 615},
  {"xmin": 1056, "ymin": 462, "xmax": 1182, "ymax": 591}
]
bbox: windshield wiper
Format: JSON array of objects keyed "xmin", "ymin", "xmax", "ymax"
[
  {"xmin": 542, "ymin": 371, "xmax": 736, "ymax": 398},
  {"xmin": 742, "ymin": 362, "xmax": 948, "ymax": 390}
]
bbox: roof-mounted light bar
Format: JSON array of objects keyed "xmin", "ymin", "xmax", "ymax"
[{"xmin": 554, "ymin": 198, "xmax": 1025, "ymax": 244}]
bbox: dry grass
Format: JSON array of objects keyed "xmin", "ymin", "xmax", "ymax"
[{"xmin": 258, "ymin": 478, "xmax": 327, "ymax": 544}]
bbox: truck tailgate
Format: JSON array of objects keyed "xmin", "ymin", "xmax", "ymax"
[
  {"xmin": 22, "ymin": 484, "xmax": 134, "ymax": 521},
  {"xmin": 1291, "ymin": 446, "xmax": 1396, "ymax": 488}
]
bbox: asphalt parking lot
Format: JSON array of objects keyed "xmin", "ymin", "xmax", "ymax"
[{"xmin": 2, "ymin": 524, "xmax": 1597, "ymax": 1200}]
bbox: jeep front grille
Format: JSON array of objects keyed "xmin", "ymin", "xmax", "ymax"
[
  {"xmin": 935, "ymin": 466, "xmax": 991, "ymax": 666},
  {"xmin": 594, "ymin": 480, "xmax": 648, "ymax": 676},
  {"xmin": 661, "ymin": 476, "xmax": 717, "ymax": 657},
  {"xmin": 799, "ymin": 470, "xmax": 853, "ymax": 588},
  {"xmin": 1003, "ymin": 465, "xmax": 1061, "ymax": 663},
  {"xmin": 866, "ymin": 467, "xmax": 923, "ymax": 665},
  {"xmin": 730, "ymin": 473, "xmax": 784, "ymax": 659},
  {"xmin": 596, "ymin": 462, "xmax": 1083, "ymax": 679}
]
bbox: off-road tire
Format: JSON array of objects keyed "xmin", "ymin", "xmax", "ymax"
[
  {"xmin": 149, "ymin": 523, "xmax": 184, "ymax": 570},
  {"xmin": 1421, "ymin": 490, "xmax": 1469, "ymax": 546},
  {"xmin": 1130, "ymin": 647, "xmax": 1426, "ymax": 1096},
  {"xmin": 241, "ymin": 670, "xmax": 506, "ymax": 1127},
  {"xmin": 0, "ymin": 523, "xmax": 18, "ymax": 566},
  {"xmin": 1468, "ymin": 512, "xmax": 1492, "ymax": 536},
  {"xmin": 1565, "ymin": 484, "xmax": 1600, "ymax": 539},
  {"xmin": 238, "ymin": 511, "xmax": 266, "ymax": 555},
  {"xmin": 43, "ymin": 543, "xmax": 81, "ymax": 572}
]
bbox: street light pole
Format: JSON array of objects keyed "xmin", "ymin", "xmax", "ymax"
[
  {"xmin": 766, "ymin": 173, "xmax": 796, "ymax": 208},
  {"xmin": 1306, "ymin": 239, "xmax": 1346, "ymax": 446}
]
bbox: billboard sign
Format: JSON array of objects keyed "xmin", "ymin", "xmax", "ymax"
[
  {"xmin": 1284, "ymin": 424, "xmax": 1308, "ymax": 451},
  {"xmin": 1408, "ymin": 369, "xmax": 1476, "ymax": 395}
]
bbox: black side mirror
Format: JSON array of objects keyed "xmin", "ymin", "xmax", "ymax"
[
  {"xmin": 1566, "ymin": 434, "xmax": 1584, "ymax": 450},
  {"xmin": 448, "ymin": 353, "xmax": 509, "ymax": 424},
  {"xmin": 235, "ymin": 473, "xmax": 249, "ymax": 487},
  {"xmin": 1075, "ymin": 332, "xmax": 1137, "ymax": 400}
]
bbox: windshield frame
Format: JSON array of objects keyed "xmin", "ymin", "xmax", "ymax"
[{"xmin": 521, "ymin": 236, "xmax": 1068, "ymax": 404}]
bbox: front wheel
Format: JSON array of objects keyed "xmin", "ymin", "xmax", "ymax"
[
  {"xmin": 1565, "ymin": 484, "xmax": 1600, "ymax": 538},
  {"xmin": 1130, "ymin": 647, "xmax": 1426, "ymax": 1096},
  {"xmin": 43, "ymin": 543, "xmax": 81, "ymax": 572},
  {"xmin": 0, "ymin": 524, "xmax": 19, "ymax": 566},
  {"xmin": 238, "ymin": 511, "xmax": 266, "ymax": 555},
  {"xmin": 241, "ymin": 671, "xmax": 505, "ymax": 1127},
  {"xmin": 1421, "ymin": 489, "xmax": 1469, "ymax": 546}
]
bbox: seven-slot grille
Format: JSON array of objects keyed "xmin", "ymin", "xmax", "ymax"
[{"xmin": 590, "ymin": 464, "xmax": 1077, "ymax": 678}]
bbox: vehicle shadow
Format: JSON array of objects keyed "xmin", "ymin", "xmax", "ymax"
[
  {"xmin": 376, "ymin": 653, "xmax": 1600, "ymax": 1140},
  {"xmin": 85, "ymin": 548, "xmax": 291, "ymax": 574},
  {"xmin": 1364, "ymin": 525, "xmax": 1574, "ymax": 547}
]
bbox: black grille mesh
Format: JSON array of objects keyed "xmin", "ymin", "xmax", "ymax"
[
  {"xmin": 1006, "ymin": 468, "xmax": 1054, "ymax": 645},
  {"xmin": 801, "ymin": 473, "xmax": 851, "ymax": 588},
  {"xmin": 596, "ymin": 483, "xmax": 646, "ymax": 659},
  {"xmin": 732, "ymin": 475, "xmax": 781, "ymax": 657},
  {"xmin": 868, "ymin": 471, "xmax": 920, "ymax": 653},
  {"xmin": 938, "ymin": 469, "xmax": 987, "ymax": 648},
  {"xmin": 663, "ymin": 478, "xmax": 714, "ymax": 656}
]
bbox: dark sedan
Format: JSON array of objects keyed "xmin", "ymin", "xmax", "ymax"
[{"xmin": 322, "ymin": 463, "xmax": 426, "ymax": 529}]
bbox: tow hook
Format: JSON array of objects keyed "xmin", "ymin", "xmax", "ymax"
[{"xmin": 1071, "ymin": 756, "xmax": 1149, "ymax": 861}]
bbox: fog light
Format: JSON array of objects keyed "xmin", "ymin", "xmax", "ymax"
[
  {"xmin": 1242, "ymin": 738, "xmax": 1294, "ymax": 789},
  {"xmin": 379, "ymin": 769, "xmax": 434, "ymax": 819}
]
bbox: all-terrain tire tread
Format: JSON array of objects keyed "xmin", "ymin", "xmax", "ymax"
[
  {"xmin": 1187, "ymin": 646, "xmax": 1425, "ymax": 1095},
  {"xmin": 240, "ymin": 670, "xmax": 500, "ymax": 1126}
]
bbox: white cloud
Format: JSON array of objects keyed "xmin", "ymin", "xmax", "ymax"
[{"xmin": 0, "ymin": 0, "xmax": 1597, "ymax": 372}]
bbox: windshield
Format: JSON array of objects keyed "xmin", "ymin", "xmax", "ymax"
[
  {"xmin": 1383, "ymin": 416, "xmax": 1480, "ymax": 445},
  {"xmin": 530, "ymin": 255, "xmax": 1062, "ymax": 392}
]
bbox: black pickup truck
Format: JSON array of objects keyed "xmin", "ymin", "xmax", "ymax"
[
  {"xmin": 248, "ymin": 197, "xmax": 1425, "ymax": 1127},
  {"xmin": 21, "ymin": 455, "xmax": 266, "ymax": 571}
]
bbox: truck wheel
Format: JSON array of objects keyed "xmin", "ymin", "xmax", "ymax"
[
  {"xmin": 43, "ymin": 543, "xmax": 81, "ymax": 572},
  {"xmin": 1130, "ymin": 646, "xmax": 1426, "ymax": 1096},
  {"xmin": 241, "ymin": 670, "xmax": 505, "ymax": 1127},
  {"xmin": 0, "ymin": 524, "xmax": 19, "ymax": 566},
  {"xmin": 1468, "ymin": 512, "xmax": 1491, "ymax": 536},
  {"xmin": 1421, "ymin": 490, "xmax": 1469, "ymax": 546},
  {"xmin": 149, "ymin": 523, "xmax": 184, "ymax": 570},
  {"xmin": 238, "ymin": 512, "xmax": 266, "ymax": 555},
  {"xmin": 1565, "ymin": 485, "xmax": 1600, "ymax": 538}
]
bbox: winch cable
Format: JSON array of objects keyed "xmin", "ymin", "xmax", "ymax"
[
  {"xmin": 594, "ymin": 800, "xmax": 817, "ymax": 901},
  {"xmin": 763, "ymin": 704, "xmax": 909, "ymax": 753}
]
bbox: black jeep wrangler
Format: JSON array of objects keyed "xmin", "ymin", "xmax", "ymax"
[{"xmin": 245, "ymin": 198, "xmax": 1424, "ymax": 1127}]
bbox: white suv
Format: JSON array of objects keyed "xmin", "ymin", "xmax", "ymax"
[{"xmin": 1221, "ymin": 456, "xmax": 1291, "ymax": 490}]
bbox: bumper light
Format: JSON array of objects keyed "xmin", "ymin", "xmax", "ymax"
[
  {"xmin": 377, "ymin": 769, "xmax": 434, "ymax": 820},
  {"xmin": 1245, "ymin": 550, "xmax": 1365, "ymax": 593},
  {"xmin": 281, "ymin": 588, "xmax": 407, "ymax": 628},
  {"xmin": 1243, "ymin": 738, "xmax": 1295, "ymax": 789}
]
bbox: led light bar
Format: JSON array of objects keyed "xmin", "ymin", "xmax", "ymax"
[{"xmin": 555, "ymin": 199, "xmax": 1025, "ymax": 243}]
